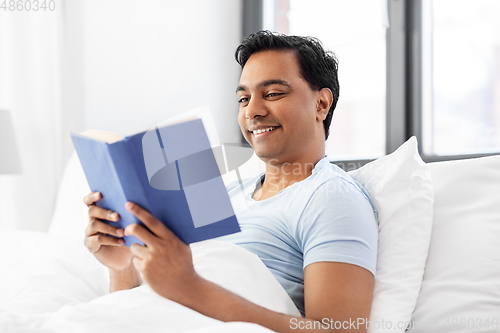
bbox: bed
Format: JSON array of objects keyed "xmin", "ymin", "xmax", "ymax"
[{"xmin": 1, "ymin": 137, "xmax": 499, "ymax": 333}]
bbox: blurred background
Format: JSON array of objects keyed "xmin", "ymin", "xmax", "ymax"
[{"xmin": 0, "ymin": 0, "xmax": 499, "ymax": 231}]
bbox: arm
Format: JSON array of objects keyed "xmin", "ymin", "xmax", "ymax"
[
  {"xmin": 125, "ymin": 201, "xmax": 374, "ymax": 333},
  {"xmin": 109, "ymin": 265, "xmax": 142, "ymax": 292},
  {"xmin": 174, "ymin": 262, "xmax": 373, "ymax": 332}
]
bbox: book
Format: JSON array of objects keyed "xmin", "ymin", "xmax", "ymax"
[{"xmin": 71, "ymin": 118, "xmax": 241, "ymax": 247}]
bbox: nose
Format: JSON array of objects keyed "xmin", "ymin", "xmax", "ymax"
[{"xmin": 245, "ymin": 97, "xmax": 268, "ymax": 119}]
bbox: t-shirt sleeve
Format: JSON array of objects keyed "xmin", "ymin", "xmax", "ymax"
[{"xmin": 297, "ymin": 177, "xmax": 378, "ymax": 276}]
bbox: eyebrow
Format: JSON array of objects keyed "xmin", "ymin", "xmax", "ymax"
[{"xmin": 236, "ymin": 79, "xmax": 292, "ymax": 93}]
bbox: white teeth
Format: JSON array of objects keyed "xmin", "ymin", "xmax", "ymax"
[{"xmin": 253, "ymin": 126, "xmax": 276, "ymax": 134}]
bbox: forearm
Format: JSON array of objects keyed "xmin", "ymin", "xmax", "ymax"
[
  {"xmin": 109, "ymin": 265, "xmax": 142, "ymax": 292},
  {"xmin": 178, "ymin": 276, "xmax": 339, "ymax": 333}
]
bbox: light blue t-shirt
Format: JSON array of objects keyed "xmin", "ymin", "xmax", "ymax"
[{"xmin": 216, "ymin": 156, "xmax": 378, "ymax": 316}]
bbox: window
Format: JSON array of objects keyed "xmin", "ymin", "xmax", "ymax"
[{"xmin": 422, "ymin": 0, "xmax": 500, "ymax": 155}]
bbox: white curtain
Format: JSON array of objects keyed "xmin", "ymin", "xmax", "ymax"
[{"xmin": 0, "ymin": 1, "xmax": 85, "ymax": 231}]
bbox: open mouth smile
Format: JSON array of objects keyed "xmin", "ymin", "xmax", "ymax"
[{"xmin": 250, "ymin": 126, "xmax": 280, "ymax": 138}]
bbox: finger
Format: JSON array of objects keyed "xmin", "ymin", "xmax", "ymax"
[
  {"xmin": 88, "ymin": 205, "xmax": 120, "ymax": 222},
  {"xmin": 83, "ymin": 192, "xmax": 101, "ymax": 207},
  {"xmin": 85, "ymin": 218, "xmax": 124, "ymax": 238},
  {"xmin": 125, "ymin": 202, "xmax": 175, "ymax": 240},
  {"xmin": 85, "ymin": 233, "xmax": 125, "ymax": 253},
  {"xmin": 124, "ymin": 223, "xmax": 157, "ymax": 247},
  {"xmin": 130, "ymin": 243, "xmax": 148, "ymax": 260}
]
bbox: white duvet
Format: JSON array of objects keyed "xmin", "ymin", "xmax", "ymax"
[{"xmin": 0, "ymin": 231, "xmax": 300, "ymax": 332}]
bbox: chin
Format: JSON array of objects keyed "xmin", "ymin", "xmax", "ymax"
[
  {"xmin": 253, "ymin": 147, "xmax": 272, "ymax": 159},
  {"xmin": 253, "ymin": 147, "xmax": 282, "ymax": 164}
]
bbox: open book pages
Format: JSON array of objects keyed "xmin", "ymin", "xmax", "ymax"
[
  {"xmin": 79, "ymin": 129, "xmax": 124, "ymax": 144},
  {"xmin": 79, "ymin": 116, "xmax": 200, "ymax": 144},
  {"xmin": 79, "ymin": 105, "xmax": 220, "ymax": 147}
]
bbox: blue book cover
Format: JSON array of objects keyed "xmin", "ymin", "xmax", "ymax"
[{"xmin": 71, "ymin": 118, "xmax": 240, "ymax": 247}]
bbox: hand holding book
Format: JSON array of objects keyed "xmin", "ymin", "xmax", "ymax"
[
  {"xmin": 72, "ymin": 117, "xmax": 240, "ymax": 248},
  {"xmin": 82, "ymin": 191, "xmax": 142, "ymax": 291}
]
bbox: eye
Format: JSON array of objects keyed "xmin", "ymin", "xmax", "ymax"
[
  {"xmin": 266, "ymin": 93, "xmax": 283, "ymax": 98},
  {"xmin": 238, "ymin": 97, "xmax": 249, "ymax": 104}
]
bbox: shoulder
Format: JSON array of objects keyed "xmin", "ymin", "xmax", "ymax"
[
  {"xmin": 298, "ymin": 172, "xmax": 378, "ymax": 231},
  {"xmin": 302, "ymin": 160, "xmax": 376, "ymax": 217},
  {"xmin": 295, "ymin": 160, "xmax": 379, "ymax": 243},
  {"xmin": 296, "ymin": 162, "xmax": 379, "ymax": 275}
]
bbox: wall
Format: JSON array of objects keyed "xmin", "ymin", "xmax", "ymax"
[
  {"xmin": 0, "ymin": 0, "xmax": 243, "ymax": 232},
  {"xmin": 83, "ymin": 0, "xmax": 243, "ymax": 144}
]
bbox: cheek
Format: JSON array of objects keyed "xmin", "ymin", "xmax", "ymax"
[
  {"xmin": 237, "ymin": 110, "xmax": 248, "ymax": 135},
  {"xmin": 237, "ymin": 110, "xmax": 244, "ymax": 129},
  {"xmin": 281, "ymin": 106, "xmax": 312, "ymax": 128}
]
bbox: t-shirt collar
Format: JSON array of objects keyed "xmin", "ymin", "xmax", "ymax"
[{"xmin": 255, "ymin": 155, "xmax": 329, "ymax": 187}]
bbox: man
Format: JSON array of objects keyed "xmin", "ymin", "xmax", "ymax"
[{"xmin": 83, "ymin": 31, "xmax": 378, "ymax": 332}]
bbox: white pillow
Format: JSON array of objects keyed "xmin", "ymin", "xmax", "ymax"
[
  {"xmin": 407, "ymin": 155, "xmax": 500, "ymax": 333},
  {"xmin": 348, "ymin": 136, "xmax": 434, "ymax": 333},
  {"xmin": 48, "ymin": 151, "xmax": 90, "ymax": 238}
]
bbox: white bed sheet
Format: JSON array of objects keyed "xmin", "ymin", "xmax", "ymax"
[{"xmin": 0, "ymin": 231, "xmax": 299, "ymax": 332}]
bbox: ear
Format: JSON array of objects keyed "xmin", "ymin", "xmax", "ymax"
[{"xmin": 315, "ymin": 88, "xmax": 333, "ymax": 122}]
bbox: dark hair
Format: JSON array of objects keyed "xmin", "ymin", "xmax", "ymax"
[{"xmin": 235, "ymin": 31, "xmax": 339, "ymax": 140}]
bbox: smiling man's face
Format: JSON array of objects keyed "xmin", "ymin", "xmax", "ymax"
[{"xmin": 236, "ymin": 50, "xmax": 325, "ymax": 164}]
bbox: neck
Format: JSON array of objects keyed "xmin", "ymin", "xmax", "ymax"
[{"xmin": 261, "ymin": 148, "xmax": 325, "ymax": 196}]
